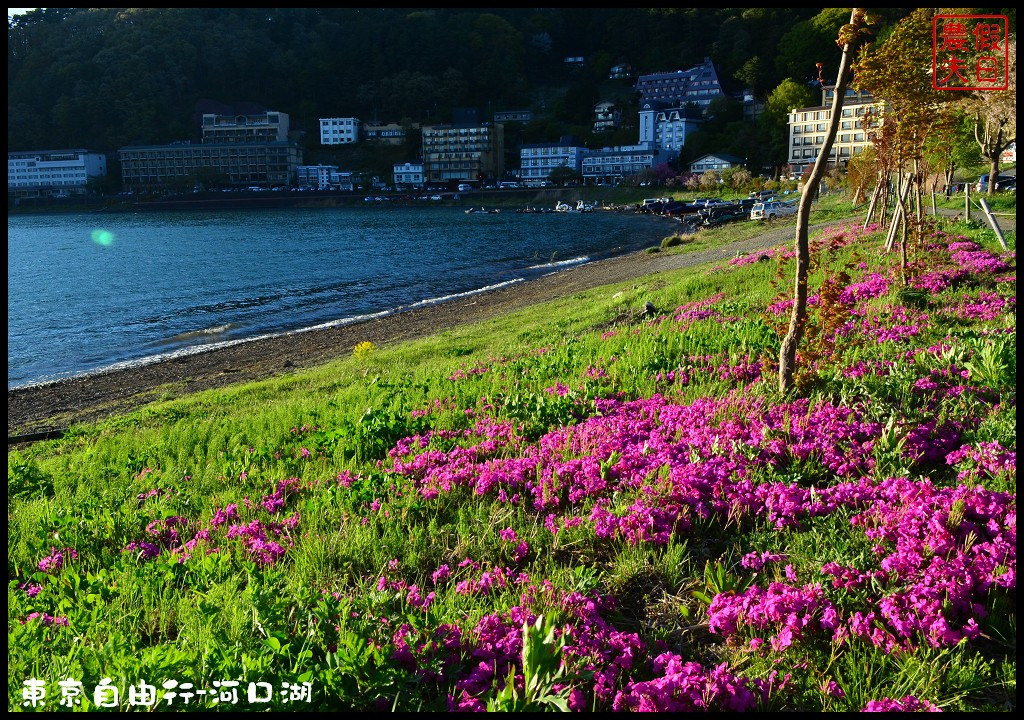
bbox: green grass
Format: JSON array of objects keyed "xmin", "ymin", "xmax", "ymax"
[{"xmin": 8, "ymin": 211, "xmax": 1016, "ymax": 712}]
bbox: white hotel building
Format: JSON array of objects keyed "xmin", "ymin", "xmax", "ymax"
[
  {"xmin": 581, "ymin": 142, "xmax": 671, "ymax": 185},
  {"xmin": 519, "ymin": 140, "xmax": 589, "ymax": 186},
  {"xmin": 393, "ymin": 162, "xmax": 425, "ymax": 189},
  {"xmin": 638, "ymin": 100, "xmax": 702, "ymax": 154},
  {"xmin": 319, "ymin": 117, "xmax": 360, "ymax": 145},
  {"xmin": 8, "ymin": 149, "xmax": 107, "ymax": 198}
]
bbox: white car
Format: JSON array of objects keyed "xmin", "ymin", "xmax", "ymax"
[{"xmin": 750, "ymin": 200, "xmax": 797, "ymax": 220}]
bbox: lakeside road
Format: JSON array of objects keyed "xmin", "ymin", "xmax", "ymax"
[{"xmin": 8, "ymin": 217, "xmax": 855, "ymax": 436}]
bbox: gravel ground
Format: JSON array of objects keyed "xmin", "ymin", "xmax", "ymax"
[{"xmin": 7, "ymin": 218, "xmax": 852, "ymax": 437}]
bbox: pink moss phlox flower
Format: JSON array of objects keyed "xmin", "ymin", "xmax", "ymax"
[
  {"xmin": 260, "ymin": 477, "xmax": 302, "ymax": 514},
  {"xmin": 19, "ymin": 582, "xmax": 43, "ymax": 598},
  {"xmin": 124, "ymin": 540, "xmax": 161, "ymax": 560},
  {"xmin": 512, "ymin": 541, "xmax": 529, "ymax": 563},
  {"xmin": 431, "ymin": 564, "xmax": 451, "ymax": 585},
  {"xmin": 37, "ymin": 546, "xmax": 79, "ymax": 573},
  {"xmin": 708, "ymin": 581, "xmax": 838, "ymax": 650},
  {"xmin": 336, "ymin": 470, "xmax": 358, "ymax": 487},
  {"xmin": 209, "ymin": 504, "xmax": 239, "ymax": 527},
  {"xmin": 862, "ymin": 695, "xmax": 942, "ymax": 712},
  {"xmin": 742, "ymin": 551, "xmax": 787, "ymax": 571},
  {"xmin": 613, "ymin": 655, "xmax": 761, "ymax": 712},
  {"xmin": 21, "ymin": 612, "xmax": 69, "ymax": 627}
]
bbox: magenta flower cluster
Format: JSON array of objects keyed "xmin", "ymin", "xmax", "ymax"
[
  {"xmin": 862, "ymin": 695, "xmax": 941, "ymax": 712},
  {"xmin": 37, "ymin": 546, "xmax": 79, "ymax": 573}
]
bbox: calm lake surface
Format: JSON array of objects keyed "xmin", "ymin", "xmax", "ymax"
[{"xmin": 8, "ymin": 206, "xmax": 668, "ymax": 388}]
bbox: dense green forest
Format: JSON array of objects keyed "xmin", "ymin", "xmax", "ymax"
[{"xmin": 6, "ymin": 7, "xmax": 1010, "ymax": 173}]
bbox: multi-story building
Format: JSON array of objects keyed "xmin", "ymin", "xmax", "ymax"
[
  {"xmin": 362, "ymin": 122, "xmax": 414, "ymax": 145},
  {"xmin": 493, "ymin": 110, "xmax": 533, "ymax": 124},
  {"xmin": 202, "ymin": 111, "xmax": 289, "ymax": 144},
  {"xmin": 297, "ymin": 164, "xmax": 355, "ymax": 190},
  {"xmin": 634, "ymin": 57, "xmax": 725, "ymax": 113},
  {"xmin": 421, "ymin": 123, "xmax": 504, "ymax": 182},
  {"xmin": 609, "ymin": 63, "xmax": 633, "ymax": 79},
  {"xmin": 8, "ymin": 149, "xmax": 107, "ymax": 198},
  {"xmin": 638, "ymin": 100, "xmax": 702, "ymax": 153},
  {"xmin": 393, "ymin": 162, "xmax": 425, "ymax": 189},
  {"xmin": 737, "ymin": 89, "xmax": 766, "ymax": 121},
  {"xmin": 689, "ymin": 153, "xmax": 745, "ymax": 173},
  {"xmin": 120, "ymin": 106, "xmax": 302, "ymax": 190},
  {"xmin": 519, "ymin": 139, "xmax": 589, "ymax": 186},
  {"xmin": 787, "ymin": 85, "xmax": 881, "ymax": 175},
  {"xmin": 593, "ymin": 101, "xmax": 621, "ymax": 133},
  {"xmin": 319, "ymin": 117, "xmax": 359, "ymax": 145},
  {"xmin": 119, "ymin": 141, "xmax": 301, "ymax": 190},
  {"xmin": 581, "ymin": 142, "xmax": 670, "ymax": 184}
]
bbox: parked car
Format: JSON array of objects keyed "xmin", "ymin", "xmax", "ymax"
[
  {"xmin": 975, "ymin": 174, "xmax": 1013, "ymax": 192},
  {"xmin": 692, "ymin": 197, "xmax": 733, "ymax": 208},
  {"xmin": 750, "ymin": 199, "xmax": 797, "ymax": 221}
]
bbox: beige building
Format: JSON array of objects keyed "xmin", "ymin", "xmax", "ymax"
[
  {"xmin": 788, "ymin": 86, "xmax": 881, "ymax": 175},
  {"xmin": 202, "ymin": 111, "xmax": 289, "ymax": 144},
  {"xmin": 421, "ymin": 123, "xmax": 504, "ymax": 182}
]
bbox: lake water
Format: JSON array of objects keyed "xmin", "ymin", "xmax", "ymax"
[{"xmin": 7, "ymin": 206, "xmax": 669, "ymax": 388}]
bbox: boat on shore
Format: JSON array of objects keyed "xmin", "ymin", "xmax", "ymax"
[{"xmin": 554, "ymin": 200, "xmax": 598, "ymax": 213}]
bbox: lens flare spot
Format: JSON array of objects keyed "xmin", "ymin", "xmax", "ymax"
[{"xmin": 91, "ymin": 229, "xmax": 115, "ymax": 246}]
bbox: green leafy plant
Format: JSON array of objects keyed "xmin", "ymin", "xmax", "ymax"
[
  {"xmin": 7, "ymin": 449, "xmax": 54, "ymax": 500},
  {"xmin": 691, "ymin": 560, "xmax": 753, "ymax": 607},
  {"xmin": 964, "ymin": 336, "xmax": 1015, "ymax": 390},
  {"xmin": 486, "ymin": 615, "xmax": 579, "ymax": 712}
]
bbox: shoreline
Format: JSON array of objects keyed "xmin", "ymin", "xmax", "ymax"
[{"xmin": 7, "ymin": 220, "xmax": 835, "ymax": 437}]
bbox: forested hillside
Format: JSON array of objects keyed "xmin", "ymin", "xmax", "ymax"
[{"xmin": 5, "ymin": 9, "xmax": 864, "ymax": 150}]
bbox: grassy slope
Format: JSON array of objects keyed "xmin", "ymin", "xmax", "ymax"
[{"xmin": 8, "ymin": 204, "xmax": 1016, "ymax": 712}]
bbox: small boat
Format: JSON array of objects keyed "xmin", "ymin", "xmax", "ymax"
[
  {"xmin": 554, "ymin": 201, "xmax": 574, "ymax": 212},
  {"xmin": 465, "ymin": 207, "xmax": 500, "ymax": 214}
]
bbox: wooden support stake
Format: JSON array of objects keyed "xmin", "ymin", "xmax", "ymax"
[
  {"xmin": 978, "ymin": 197, "xmax": 1009, "ymax": 251},
  {"xmin": 863, "ymin": 179, "xmax": 880, "ymax": 229},
  {"xmin": 885, "ymin": 175, "xmax": 912, "ymax": 252}
]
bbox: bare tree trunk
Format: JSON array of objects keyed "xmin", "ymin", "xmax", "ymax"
[
  {"xmin": 913, "ymin": 158, "xmax": 923, "ymax": 224},
  {"xmin": 780, "ymin": 8, "xmax": 863, "ymax": 395},
  {"xmin": 988, "ymin": 158, "xmax": 1000, "ymax": 197}
]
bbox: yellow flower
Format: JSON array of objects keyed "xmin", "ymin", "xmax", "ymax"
[{"xmin": 353, "ymin": 341, "xmax": 375, "ymax": 359}]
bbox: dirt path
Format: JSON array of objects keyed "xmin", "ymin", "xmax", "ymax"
[{"xmin": 7, "ymin": 218, "xmax": 847, "ymax": 436}]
